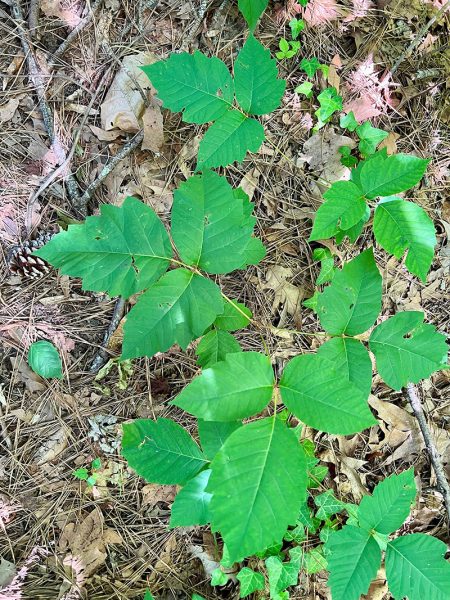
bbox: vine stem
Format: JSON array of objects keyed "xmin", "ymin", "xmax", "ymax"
[{"xmin": 405, "ymin": 382, "xmax": 450, "ymax": 523}]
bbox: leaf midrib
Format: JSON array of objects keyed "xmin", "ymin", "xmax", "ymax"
[{"xmin": 388, "ymin": 542, "xmax": 447, "ymax": 595}]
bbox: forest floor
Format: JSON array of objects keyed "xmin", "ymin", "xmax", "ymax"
[{"xmin": 0, "ymin": 0, "xmax": 449, "ymax": 598}]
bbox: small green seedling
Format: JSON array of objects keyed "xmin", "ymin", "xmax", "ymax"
[
  {"xmin": 314, "ymin": 86, "xmax": 343, "ymax": 130},
  {"xmin": 295, "ymin": 80, "xmax": 313, "ymax": 97},
  {"xmin": 73, "ymin": 457, "xmax": 102, "ymax": 487},
  {"xmin": 276, "ymin": 38, "xmax": 300, "ymax": 59},
  {"xmin": 300, "ymin": 57, "xmax": 321, "ymax": 78},
  {"xmin": 289, "ymin": 18, "xmax": 305, "ymax": 40}
]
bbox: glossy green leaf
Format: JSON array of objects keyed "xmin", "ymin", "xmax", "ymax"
[
  {"xmin": 356, "ymin": 121, "xmax": 388, "ymax": 156},
  {"xmin": 171, "ymin": 171, "xmax": 260, "ymax": 273},
  {"xmin": 122, "ymin": 269, "xmax": 223, "ymax": 359},
  {"xmin": 197, "ymin": 110, "xmax": 265, "ymax": 170},
  {"xmin": 214, "ymin": 299, "xmax": 252, "ymax": 330},
  {"xmin": 295, "ymin": 80, "xmax": 313, "ymax": 98},
  {"xmin": 208, "ymin": 418, "xmax": 307, "ymax": 562},
  {"xmin": 386, "ymin": 534, "xmax": 450, "ymax": 600},
  {"xmin": 358, "ymin": 153, "xmax": 429, "ymax": 198},
  {"xmin": 315, "ymin": 87, "xmax": 343, "ymax": 122},
  {"xmin": 325, "ymin": 526, "xmax": 382, "ymax": 600},
  {"xmin": 304, "ymin": 547, "xmax": 327, "ymax": 574},
  {"xmin": 196, "ymin": 329, "xmax": 242, "ymax": 368},
  {"xmin": 373, "ymin": 198, "xmax": 436, "ymax": 282},
  {"xmin": 198, "ymin": 420, "xmax": 241, "ymax": 459},
  {"xmin": 35, "ymin": 197, "xmax": 172, "ymax": 298},
  {"xmin": 173, "ymin": 351, "xmax": 275, "ymax": 421},
  {"xmin": 317, "ymin": 337, "xmax": 372, "ymax": 398},
  {"xmin": 28, "ymin": 340, "xmax": 63, "ymax": 379},
  {"xmin": 144, "ymin": 590, "xmax": 154, "ymax": 600},
  {"xmin": 300, "ymin": 57, "xmax": 321, "ymax": 77},
  {"xmin": 335, "ymin": 203, "xmax": 370, "ymax": 244},
  {"xmin": 234, "ymin": 35, "xmax": 285, "ymax": 115},
  {"xmin": 238, "ymin": 0, "xmax": 269, "ymax": 31},
  {"xmin": 289, "ymin": 18, "xmax": 305, "ymax": 40},
  {"xmin": 340, "ymin": 111, "xmax": 358, "ymax": 132},
  {"xmin": 313, "ymin": 248, "xmax": 335, "ymax": 284},
  {"xmin": 266, "ymin": 546, "xmax": 302, "ymax": 596},
  {"xmin": 121, "ymin": 418, "xmax": 207, "ymax": 484},
  {"xmin": 314, "ymin": 490, "xmax": 347, "ymax": 520},
  {"xmin": 369, "ymin": 311, "xmax": 447, "ymax": 390},
  {"xmin": 169, "ymin": 469, "xmax": 212, "ymax": 527},
  {"xmin": 358, "ymin": 469, "xmax": 416, "ymax": 534},
  {"xmin": 236, "ymin": 567, "xmax": 265, "ymax": 597},
  {"xmin": 309, "ymin": 180, "xmax": 367, "ymax": 241},
  {"xmin": 279, "ymin": 354, "xmax": 376, "ymax": 435},
  {"xmin": 211, "ymin": 568, "xmax": 229, "ymax": 586},
  {"xmin": 142, "ymin": 52, "xmax": 233, "ymax": 123},
  {"xmin": 317, "ymin": 248, "xmax": 382, "ymax": 335}
]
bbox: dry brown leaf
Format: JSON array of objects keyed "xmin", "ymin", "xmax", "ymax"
[
  {"xmin": 88, "ymin": 125, "xmax": 123, "ymax": 141},
  {"xmin": 299, "ymin": 128, "xmax": 355, "ymax": 184},
  {"xmin": 262, "ymin": 266, "xmax": 303, "ymax": 317},
  {"xmin": 34, "ymin": 424, "xmax": 70, "ymax": 465},
  {"xmin": 101, "ymin": 53, "xmax": 156, "ymax": 132},
  {"xmin": 363, "ymin": 567, "xmax": 388, "ymax": 600},
  {"xmin": 58, "ymin": 509, "xmax": 123, "ymax": 579},
  {"xmin": 0, "ymin": 98, "xmax": 19, "ymax": 123},
  {"xmin": 142, "ymin": 483, "xmax": 177, "ymax": 505},
  {"xmin": 40, "ymin": 0, "xmax": 81, "ymax": 28},
  {"xmin": 148, "ymin": 534, "xmax": 177, "ymax": 581},
  {"xmin": 378, "ymin": 131, "xmax": 399, "ymax": 155},
  {"xmin": 178, "ymin": 135, "xmax": 201, "ymax": 178},
  {"xmin": 10, "ymin": 355, "xmax": 46, "ymax": 393},
  {"xmin": 239, "ymin": 168, "xmax": 260, "ymax": 201},
  {"xmin": 142, "ymin": 102, "xmax": 164, "ymax": 153}
]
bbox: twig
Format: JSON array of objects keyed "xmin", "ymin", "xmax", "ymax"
[
  {"xmin": 28, "ymin": 0, "xmax": 39, "ymax": 37},
  {"xmin": 391, "ymin": 0, "xmax": 450, "ymax": 75},
  {"xmin": 181, "ymin": 0, "xmax": 209, "ymax": 50},
  {"xmin": 9, "ymin": 0, "xmax": 82, "ymax": 206},
  {"xmin": 90, "ymin": 298, "xmax": 126, "ymax": 372},
  {"xmin": 405, "ymin": 383, "xmax": 450, "ymax": 523},
  {"xmin": 51, "ymin": 0, "xmax": 103, "ymax": 63},
  {"xmin": 77, "ymin": 130, "xmax": 144, "ymax": 213}
]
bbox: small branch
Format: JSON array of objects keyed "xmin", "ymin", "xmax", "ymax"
[
  {"xmin": 90, "ymin": 298, "xmax": 126, "ymax": 373},
  {"xmin": 77, "ymin": 130, "xmax": 144, "ymax": 214},
  {"xmin": 51, "ymin": 0, "xmax": 103, "ymax": 64},
  {"xmin": 28, "ymin": 0, "xmax": 39, "ymax": 37},
  {"xmin": 391, "ymin": 0, "xmax": 450, "ymax": 75},
  {"xmin": 405, "ymin": 383, "xmax": 450, "ymax": 522}
]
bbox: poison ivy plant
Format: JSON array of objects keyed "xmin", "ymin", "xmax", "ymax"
[
  {"xmin": 289, "ymin": 18, "xmax": 305, "ymax": 40},
  {"xmin": 276, "ymin": 38, "xmax": 300, "ymax": 59},
  {"xmin": 35, "ymin": 2, "xmax": 450, "ymax": 599},
  {"xmin": 143, "ymin": 35, "xmax": 284, "ymax": 169}
]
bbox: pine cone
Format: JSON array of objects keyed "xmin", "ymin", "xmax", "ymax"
[{"xmin": 8, "ymin": 232, "xmax": 54, "ymax": 279}]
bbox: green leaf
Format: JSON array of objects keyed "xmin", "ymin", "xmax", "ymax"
[
  {"xmin": 121, "ymin": 418, "xmax": 207, "ymax": 484},
  {"xmin": 356, "ymin": 121, "xmax": 388, "ymax": 156},
  {"xmin": 304, "ymin": 547, "xmax": 327, "ymax": 574},
  {"xmin": 340, "ymin": 111, "xmax": 358, "ymax": 132},
  {"xmin": 279, "ymin": 354, "xmax": 376, "ymax": 435},
  {"xmin": 198, "ymin": 420, "xmax": 241, "ymax": 459},
  {"xmin": 315, "ymin": 87, "xmax": 343, "ymax": 122},
  {"xmin": 196, "ymin": 329, "xmax": 242, "ymax": 368},
  {"xmin": 236, "ymin": 567, "xmax": 265, "ymax": 597},
  {"xmin": 325, "ymin": 525, "xmax": 382, "ymax": 600},
  {"xmin": 317, "ymin": 337, "xmax": 372, "ymax": 398},
  {"xmin": 314, "ymin": 490, "xmax": 347, "ymax": 520},
  {"xmin": 289, "ymin": 18, "xmax": 305, "ymax": 40},
  {"xmin": 144, "ymin": 590, "xmax": 154, "ymax": 600},
  {"xmin": 73, "ymin": 467, "xmax": 89, "ymax": 481},
  {"xmin": 317, "ymin": 248, "xmax": 382, "ymax": 335},
  {"xmin": 358, "ymin": 469, "xmax": 416, "ymax": 534},
  {"xmin": 197, "ymin": 110, "xmax": 265, "ymax": 170},
  {"xmin": 238, "ymin": 0, "xmax": 269, "ymax": 31},
  {"xmin": 91, "ymin": 457, "xmax": 101, "ymax": 470},
  {"xmin": 373, "ymin": 198, "xmax": 436, "ymax": 281},
  {"xmin": 142, "ymin": 52, "xmax": 233, "ymax": 124},
  {"xmin": 386, "ymin": 534, "xmax": 450, "ymax": 600},
  {"xmin": 369, "ymin": 311, "xmax": 447, "ymax": 390},
  {"xmin": 171, "ymin": 171, "xmax": 259, "ymax": 273},
  {"xmin": 335, "ymin": 203, "xmax": 370, "ymax": 244},
  {"xmin": 122, "ymin": 269, "xmax": 223, "ymax": 359},
  {"xmin": 28, "ymin": 340, "xmax": 63, "ymax": 379},
  {"xmin": 300, "ymin": 57, "xmax": 321, "ymax": 78},
  {"xmin": 295, "ymin": 80, "xmax": 313, "ymax": 98},
  {"xmin": 169, "ymin": 469, "xmax": 212, "ymax": 527},
  {"xmin": 214, "ymin": 299, "xmax": 252, "ymax": 330},
  {"xmin": 192, "ymin": 595, "xmax": 206, "ymax": 600},
  {"xmin": 35, "ymin": 197, "xmax": 172, "ymax": 299},
  {"xmin": 358, "ymin": 153, "xmax": 429, "ymax": 198},
  {"xmin": 234, "ymin": 35, "xmax": 285, "ymax": 115},
  {"xmin": 309, "ymin": 181, "xmax": 367, "ymax": 241},
  {"xmin": 211, "ymin": 568, "xmax": 229, "ymax": 586},
  {"xmin": 266, "ymin": 547, "xmax": 302, "ymax": 596},
  {"xmin": 302, "ymin": 291, "xmax": 319, "ymax": 312},
  {"xmin": 173, "ymin": 352, "xmax": 275, "ymax": 421},
  {"xmin": 313, "ymin": 247, "xmax": 335, "ymax": 284},
  {"xmin": 208, "ymin": 418, "xmax": 307, "ymax": 562},
  {"xmin": 339, "ymin": 145, "xmax": 358, "ymax": 167}
]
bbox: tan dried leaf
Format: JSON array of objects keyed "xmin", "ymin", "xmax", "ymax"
[
  {"xmin": 34, "ymin": 424, "xmax": 70, "ymax": 465},
  {"xmin": 0, "ymin": 98, "xmax": 19, "ymax": 123},
  {"xmin": 300, "ymin": 128, "xmax": 355, "ymax": 184},
  {"xmin": 142, "ymin": 102, "xmax": 164, "ymax": 153},
  {"xmin": 263, "ymin": 266, "xmax": 303, "ymax": 316},
  {"xmin": 142, "ymin": 483, "xmax": 177, "ymax": 506},
  {"xmin": 101, "ymin": 53, "xmax": 156, "ymax": 132}
]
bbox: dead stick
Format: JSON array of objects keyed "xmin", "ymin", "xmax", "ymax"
[
  {"xmin": 90, "ymin": 298, "xmax": 126, "ymax": 373},
  {"xmin": 51, "ymin": 0, "xmax": 103, "ymax": 63},
  {"xmin": 77, "ymin": 130, "xmax": 144, "ymax": 212},
  {"xmin": 391, "ymin": 0, "xmax": 450, "ymax": 75},
  {"xmin": 405, "ymin": 383, "xmax": 450, "ymax": 522}
]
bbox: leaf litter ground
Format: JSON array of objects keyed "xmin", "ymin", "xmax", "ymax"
[{"xmin": 0, "ymin": 0, "xmax": 449, "ymax": 599}]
